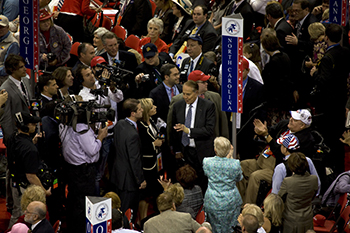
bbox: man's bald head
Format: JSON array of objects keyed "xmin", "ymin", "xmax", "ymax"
[{"xmin": 30, "ymin": 201, "xmax": 47, "ymax": 220}]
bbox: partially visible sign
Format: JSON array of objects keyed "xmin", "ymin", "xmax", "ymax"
[
  {"xmin": 19, "ymin": 0, "xmax": 39, "ymax": 71},
  {"xmin": 221, "ymin": 15, "xmax": 243, "ymax": 113},
  {"xmin": 329, "ymin": 0, "xmax": 349, "ymax": 26}
]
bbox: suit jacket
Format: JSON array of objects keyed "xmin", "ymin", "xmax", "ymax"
[
  {"xmin": 312, "ymin": 45, "xmax": 350, "ymax": 114},
  {"xmin": 226, "ymin": 0, "xmax": 254, "ymax": 41},
  {"xmin": 274, "ymin": 18, "xmax": 293, "ymax": 51},
  {"xmin": 278, "ymin": 173, "xmax": 318, "ymax": 231},
  {"xmin": 0, "ymin": 77, "xmax": 32, "ymax": 144},
  {"xmin": 111, "ymin": 119, "xmax": 144, "ymax": 191},
  {"xmin": 294, "ymin": 13, "xmax": 317, "ymax": 59},
  {"xmin": 32, "ymin": 219, "xmax": 55, "ymax": 233},
  {"xmin": 172, "ymin": 14, "xmax": 192, "ymax": 42},
  {"xmin": 179, "ymin": 54, "xmax": 215, "ymax": 83},
  {"xmin": 144, "ymin": 210, "xmax": 201, "ymax": 233},
  {"xmin": 171, "ymin": 97, "xmax": 216, "ymax": 160},
  {"xmin": 168, "ymin": 91, "xmax": 229, "ymax": 142},
  {"xmin": 237, "ymin": 77, "xmax": 265, "ymax": 160},
  {"xmin": 120, "ymin": 0, "xmax": 153, "ymax": 37},
  {"xmin": 155, "ymin": 8, "xmax": 177, "ymax": 44},
  {"xmin": 169, "ymin": 20, "xmax": 217, "ymax": 55},
  {"xmin": 149, "ymin": 83, "xmax": 182, "ymax": 122}
]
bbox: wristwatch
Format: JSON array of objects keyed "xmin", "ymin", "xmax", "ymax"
[{"xmin": 264, "ymin": 134, "xmax": 269, "ymax": 139}]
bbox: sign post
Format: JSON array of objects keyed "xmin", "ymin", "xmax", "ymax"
[
  {"xmin": 86, "ymin": 196, "xmax": 112, "ymax": 233},
  {"xmin": 221, "ymin": 14, "xmax": 244, "ymax": 158},
  {"xmin": 19, "ymin": 0, "xmax": 40, "ymax": 96},
  {"xmin": 329, "ymin": 0, "xmax": 349, "ymax": 26}
]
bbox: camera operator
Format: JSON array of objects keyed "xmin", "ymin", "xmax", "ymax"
[
  {"xmin": 59, "ymin": 96, "xmax": 108, "ymax": 233},
  {"xmin": 7, "ymin": 112, "xmax": 51, "ymax": 227},
  {"xmin": 134, "ymin": 43, "xmax": 174, "ymax": 98},
  {"xmin": 76, "ymin": 63, "xmax": 123, "ymax": 195}
]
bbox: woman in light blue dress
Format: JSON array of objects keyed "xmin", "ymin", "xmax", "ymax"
[{"xmin": 203, "ymin": 137, "xmax": 243, "ymax": 233}]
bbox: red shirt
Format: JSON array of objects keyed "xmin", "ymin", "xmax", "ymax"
[
  {"xmin": 60, "ymin": 0, "xmax": 95, "ymax": 17},
  {"xmin": 138, "ymin": 37, "xmax": 169, "ymax": 61}
]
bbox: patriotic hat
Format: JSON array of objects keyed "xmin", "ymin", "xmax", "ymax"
[
  {"xmin": 172, "ymin": 0, "xmax": 192, "ymax": 15},
  {"xmin": 40, "ymin": 9, "xmax": 54, "ymax": 21},
  {"xmin": 290, "ymin": 109, "xmax": 312, "ymax": 125},
  {"xmin": 277, "ymin": 134, "xmax": 300, "ymax": 151},
  {"xmin": 0, "ymin": 15, "xmax": 9, "ymax": 27}
]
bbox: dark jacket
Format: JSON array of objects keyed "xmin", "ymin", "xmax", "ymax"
[
  {"xmin": 120, "ymin": 0, "xmax": 153, "ymax": 37},
  {"xmin": 169, "ymin": 20, "xmax": 217, "ymax": 55}
]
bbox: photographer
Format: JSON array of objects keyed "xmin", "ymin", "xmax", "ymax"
[
  {"xmin": 39, "ymin": 9, "xmax": 71, "ymax": 71},
  {"xmin": 76, "ymin": 63, "xmax": 123, "ymax": 195},
  {"xmin": 59, "ymin": 96, "xmax": 108, "ymax": 233},
  {"xmin": 134, "ymin": 43, "xmax": 174, "ymax": 98},
  {"xmin": 7, "ymin": 112, "xmax": 51, "ymax": 227}
]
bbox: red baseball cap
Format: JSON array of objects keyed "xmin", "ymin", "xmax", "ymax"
[
  {"xmin": 188, "ymin": 70, "xmax": 210, "ymax": 82},
  {"xmin": 91, "ymin": 56, "xmax": 107, "ymax": 68},
  {"xmin": 242, "ymin": 58, "xmax": 249, "ymax": 70}
]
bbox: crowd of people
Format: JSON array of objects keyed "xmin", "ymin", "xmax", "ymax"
[{"xmin": 1, "ymin": 0, "xmax": 350, "ymax": 232}]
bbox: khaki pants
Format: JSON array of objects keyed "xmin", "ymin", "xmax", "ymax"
[{"xmin": 237, "ymin": 155, "xmax": 275, "ymax": 205}]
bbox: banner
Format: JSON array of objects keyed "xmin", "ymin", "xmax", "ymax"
[
  {"xmin": 221, "ymin": 15, "xmax": 243, "ymax": 113},
  {"xmin": 329, "ymin": 0, "xmax": 349, "ymax": 26},
  {"xmin": 19, "ymin": 0, "xmax": 39, "ymax": 71}
]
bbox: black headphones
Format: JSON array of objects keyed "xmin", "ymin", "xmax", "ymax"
[{"xmin": 15, "ymin": 112, "xmax": 29, "ymax": 133}]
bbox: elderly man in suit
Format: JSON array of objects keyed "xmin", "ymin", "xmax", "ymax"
[
  {"xmin": 170, "ymin": 80, "xmax": 216, "ymax": 191},
  {"xmin": 111, "ymin": 99, "xmax": 147, "ymax": 215},
  {"xmin": 169, "ymin": 5, "xmax": 217, "ymax": 57},
  {"xmin": 24, "ymin": 201, "xmax": 54, "ymax": 233},
  {"xmin": 149, "ymin": 63, "xmax": 182, "ymax": 123},
  {"xmin": 144, "ymin": 192, "xmax": 203, "ymax": 233},
  {"xmin": 179, "ymin": 35, "xmax": 217, "ymax": 92},
  {"xmin": 168, "ymin": 71, "xmax": 228, "ymax": 142}
]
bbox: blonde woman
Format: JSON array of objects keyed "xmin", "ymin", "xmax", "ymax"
[{"xmin": 264, "ymin": 193, "xmax": 284, "ymax": 233}]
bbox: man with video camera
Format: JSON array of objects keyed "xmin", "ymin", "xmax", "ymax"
[
  {"xmin": 59, "ymin": 95, "xmax": 108, "ymax": 233},
  {"xmin": 7, "ymin": 112, "xmax": 51, "ymax": 227},
  {"xmin": 76, "ymin": 63, "xmax": 123, "ymax": 196}
]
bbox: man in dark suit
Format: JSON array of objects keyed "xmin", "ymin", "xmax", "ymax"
[
  {"xmin": 179, "ymin": 35, "xmax": 216, "ymax": 91},
  {"xmin": 237, "ymin": 58, "xmax": 264, "ymax": 160},
  {"xmin": 111, "ymin": 99, "xmax": 146, "ymax": 214},
  {"xmin": 171, "ymin": 80, "xmax": 216, "ymax": 190},
  {"xmin": 266, "ymin": 3, "xmax": 294, "ymax": 52},
  {"xmin": 169, "ymin": 5, "xmax": 217, "ymax": 57},
  {"xmin": 24, "ymin": 201, "xmax": 54, "ymax": 233},
  {"xmin": 119, "ymin": 0, "xmax": 152, "ymax": 37},
  {"xmin": 310, "ymin": 23, "xmax": 350, "ymax": 173},
  {"xmin": 134, "ymin": 43, "xmax": 174, "ymax": 98},
  {"xmin": 149, "ymin": 63, "xmax": 182, "ymax": 122},
  {"xmin": 38, "ymin": 75, "xmax": 59, "ymax": 117},
  {"xmin": 100, "ymin": 31, "xmax": 138, "ymax": 108},
  {"xmin": 285, "ymin": 0, "xmax": 317, "ymax": 105},
  {"xmin": 227, "ymin": 0, "xmax": 254, "ymax": 42}
]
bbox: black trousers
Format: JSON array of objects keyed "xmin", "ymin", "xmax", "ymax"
[
  {"xmin": 66, "ymin": 163, "xmax": 96, "ymax": 233},
  {"xmin": 55, "ymin": 13, "xmax": 85, "ymax": 43}
]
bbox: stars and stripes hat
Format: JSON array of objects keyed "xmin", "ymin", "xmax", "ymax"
[
  {"xmin": 290, "ymin": 109, "xmax": 312, "ymax": 125},
  {"xmin": 277, "ymin": 134, "xmax": 300, "ymax": 151}
]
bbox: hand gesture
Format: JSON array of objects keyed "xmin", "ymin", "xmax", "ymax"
[
  {"xmin": 158, "ymin": 175, "xmax": 171, "ymax": 191},
  {"xmin": 139, "ymin": 180, "xmax": 147, "ymax": 189},
  {"xmin": 253, "ymin": 119, "xmax": 268, "ymax": 136},
  {"xmin": 0, "ymin": 89, "xmax": 8, "ymax": 106},
  {"xmin": 340, "ymin": 130, "xmax": 350, "ymax": 146},
  {"xmin": 285, "ymin": 33, "xmax": 298, "ymax": 45}
]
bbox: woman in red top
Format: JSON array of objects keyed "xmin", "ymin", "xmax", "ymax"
[
  {"xmin": 138, "ymin": 18, "xmax": 169, "ymax": 61},
  {"xmin": 55, "ymin": 0, "xmax": 100, "ymax": 43}
]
